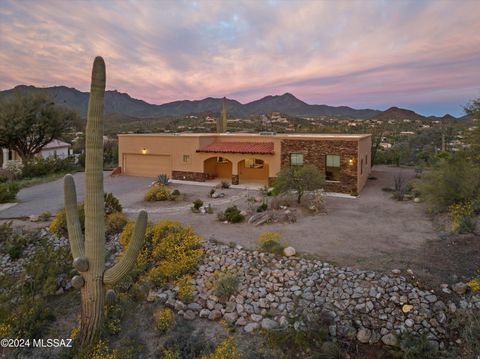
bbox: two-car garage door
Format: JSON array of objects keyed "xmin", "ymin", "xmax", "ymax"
[{"xmin": 123, "ymin": 154, "xmax": 172, "ymax": 177}]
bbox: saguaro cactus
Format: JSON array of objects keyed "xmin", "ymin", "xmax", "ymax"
[{"xmin": 64, "ymin": 56, "xmax": 147, "ymax": 346}]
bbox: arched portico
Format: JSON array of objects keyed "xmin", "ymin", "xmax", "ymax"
[
  {"xmin": 203, "ymin": 156, "xmax": 233, "ymax": 180},
  {"xmin": 238, "ymin": 158, "xmax": 269, "ymax": 184}
]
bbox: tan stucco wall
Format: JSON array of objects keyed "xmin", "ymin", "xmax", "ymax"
[{"xmin": 118, "ymin": 133, "xmax": 371, "ymax": 192}]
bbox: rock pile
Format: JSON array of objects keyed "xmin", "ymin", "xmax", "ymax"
[{"xmin": 148, "ymin": 241, "xmax": 480, "ymax": 350}]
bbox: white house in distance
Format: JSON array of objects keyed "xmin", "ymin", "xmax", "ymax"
[{"xmin": 1, "ymin": 139, "xmax": 72, "ymax": 168}]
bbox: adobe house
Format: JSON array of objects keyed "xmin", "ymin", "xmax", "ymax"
[{"xmin": 117, "ymin": 132, "xmax": 372, "ymax": 194}]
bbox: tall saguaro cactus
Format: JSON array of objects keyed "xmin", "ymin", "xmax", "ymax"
[{"xmin": 64, "ymin": 56, "xmax": 147, "ymax": 346}]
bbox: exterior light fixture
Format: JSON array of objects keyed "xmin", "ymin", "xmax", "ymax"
[
  {"xmin": 141, "ymin": 147, "xmax": 147, "ymax": 155},
  {"xmin": 348, "ymin": 158, "xmax": 354, "ymax": 165}
]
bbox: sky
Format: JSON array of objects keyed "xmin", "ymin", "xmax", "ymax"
[{"xmin": 1, "ymin": 0, "xmax": 479, "ymax": 117}]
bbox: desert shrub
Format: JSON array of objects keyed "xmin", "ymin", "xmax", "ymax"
[
  {"xmin": 163, "ymin": 321, "xmax": 215, "ymax": 358},
  {"xmin": 221, "ymin": 181, "xmax": 231, "ymax": 189},
  {"xmin": 172, "ymin": 189, "xmax": 180, "ymax": 196},
  {"xmin": 393, "ymin": 173, "xmax": 407, "ymax": 201},
  {"xmin": 261, "ymin": 316, "xmax": 337, "ymax": 358},
  {"xmin": 104, "ymin": 192, "xmax": 122, "ymax": 214},
  {"xmin": 213, "ymin": 271, "xmax": 240, "ymax": 300},
  {"xmin": 144, "ymin": 184, "xmax": 172, "ymax": 201},
  {"xmin": 468, "ymin": 277, "xmax": 480, "ymax": 292},
  {"xmin": 0, "ymin": 182, "xmax": 20, "ymax": 203},
  {"xmin": 257, "ymin": 232, "xmax": 287, "ymax": 255},
  {"xmin": 175, "ymin": 275, "xmax": 194, "ymax": 303},
  {"xmin": 120, "ymin": 220, "xmax": 203, "ymax": 288},
  {"xmin": 301, "ymin": 189, "xmax": 327, "ymax": 213},
  {"xmin": 414, "ymin": 155, "xmax": 480, "ymax": 211},
  {"xmin": 449, "ymin": 201, "xmax": 476, "ymax": 234},
  {"xmin": 209, "ymin": 188, "xmax": 216, "ymax": 197},
  {"xmin": 223, "ymin": 206, "xmax": 244, "ymax": 223},
  {"xmin": 0, "ymin": 235, "xmax": 72, "ymax": 339},
  {"xmin": 21, "ymin": 156, "xmax": 76, "ymax": 178},
  {"xmin": 38, "ymin": 210, "xmax": 52, "ymax": 221},
  {"xmin": 256, "ymin": 203, "xmax": 268, "ymax": 212},
  {"xmin": 449, "ymin": 308, "xmax": 480, "ymax": 356},
  {"xmin": 192, "ymin": 199, "xmax": 204, "ymax": 212},
  {"xmin": 273, "ymin": 164, "xmax": 325, "ymax": 203},
  {"xmin": 106, "ymin": 211, "xmax": 128, "ymax": 235},
  {"xmin": 5, "ymin": 160, "xmax": 23, "ymax": 178},
  {"xmin": 153, "ymin": 307, "xmax": 175, "ymax": 334},
  {"xmin": 4, "ymin": 230, "xmax": 29, "ymax": 260},
  {"xmin": 155, "ymin": 174, "xmax": 170, "ymax": 186},
  {"xmin": 207, "ymin": 203, "xmax": 213, "ymax": 214},
  {"xmin": 390, "ymin": 332, "xmax": 439, "ymax": 359},
  {"xmin": 200, "ymin": 336, "xmax": 239, "ymax": 359},
  {"xmin": 103, "ymin": 302, "xmax": 124, "ymax": 336},
  {"xmin": 49, "ymin": 204, "xmax": 85, "ymax": 237}
]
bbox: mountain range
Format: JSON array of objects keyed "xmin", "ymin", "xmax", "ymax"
[{"xmin": 0, "ymin": 85, "xmax": 462, "ymax": 120}]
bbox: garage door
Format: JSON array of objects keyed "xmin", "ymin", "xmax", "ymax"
[{"xmin": 123, "ymin": 154, "xmax": 172, "ymax": 177}]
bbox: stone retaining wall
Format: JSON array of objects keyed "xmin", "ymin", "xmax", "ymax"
[{"xmin": 172, "ymin": 170, "xmax": 207, "ymax": 182}]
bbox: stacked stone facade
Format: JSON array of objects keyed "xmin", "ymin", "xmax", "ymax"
[
  {"xmin": 172, "ymin": 171, "xmax": 207, "ymax": 182},
  {"xmin": 280, "ymin": 139, "xmax": 358, "ymax": 193}
]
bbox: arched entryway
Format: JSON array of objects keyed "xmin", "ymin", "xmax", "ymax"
[
  {"xmin": 238, "ymin": 158, "xmax": 269, "ymax": 184},
  {"xmin": 203, "ymin": 156, "xmax": 232, "ymax": 180}
]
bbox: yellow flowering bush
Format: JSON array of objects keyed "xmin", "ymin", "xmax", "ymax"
[
  {"xmin": 176, "ymin": 275, "xmax": 194, "ymax": 303},
  {"xmin": 161, "ymin": 348, "xmax": 181, "ymax": 359},
  {"xmin": 200, "ymin": 336, "xmax": 239, "ymax": 359},
  {"xmin": 153, "ymin": 307, "xmax": 175, "ymax": 334},
  {"xmin": 449, "ymin": 201, "xmax": 476, "ymax": 233},
  {"xmin": 468, "ymin": 278, "xmax": 480, "ymax": 292},
  {"xmin": 144, "ymin": 184, "xmax": 172, "ymax": 201},
  {"xmin": 89, "ymin": 339, "xmax": 117, "ymax": 359},
  {"xmin": 257, "ymin": 231, "xmax": 288, "ymax": 255}
]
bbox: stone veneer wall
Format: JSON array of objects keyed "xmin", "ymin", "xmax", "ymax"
[
  {"xmin": 280, "ymin": 139, "xmax": 358, "ymax": 193},
  {"xmin": 172, "ymin": 170, "xmax": 207, "ymax": 182}
]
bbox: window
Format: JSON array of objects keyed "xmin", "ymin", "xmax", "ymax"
[
  {"xmin": 290, "ymin": 153, "xmax": 304, "ymax": 166},
  {"xmin": 245, "ymin": 158, "xmax": 264, "ymax": 168},
  {"xmin": 217, "ymin": 156, "xmax": 229, "ymax": 164},
  {"xmin": 325, "ymin": 155, "xmax": 341, "ymax": 181},
  {"xmin": 183, "ymin": 154, "xmax": 191, "ymax": 163}
]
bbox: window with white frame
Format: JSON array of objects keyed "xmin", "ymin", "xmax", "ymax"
[
  {"xmin": 325, "ymin": 155, "xmax": 341, "ymax": 181},
  {"xmin": 290, "ymin": 153, "xmax": 304, "ymax": 166}
]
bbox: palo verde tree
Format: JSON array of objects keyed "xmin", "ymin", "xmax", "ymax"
[
  {"xmin": 64, "ymin": 57, "xmax": 147, "ymax": 346},
  {"xmin": 0, "ymin": 91, "xmax": 78, "ymax": 160},
  {"xmin": 273, "ymin": 164, "xmax": 325, "ymax": 203}
]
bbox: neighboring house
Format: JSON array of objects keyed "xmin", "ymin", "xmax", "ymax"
[
  {"xmin": 1, "ymin": 139, "xmax": 71, "ymax": 168},
  {"xmin": 118, "ymin": 133, "xmax": 372, "ymax": 194}
]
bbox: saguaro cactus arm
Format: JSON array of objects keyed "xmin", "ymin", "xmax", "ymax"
[
  {"xmin": 103, "ymin": 210, "xmax": 147, "ymax": 285},
  {"xmin": 64, "ymin": 174, "xmax": 85, "ymax": 259}
]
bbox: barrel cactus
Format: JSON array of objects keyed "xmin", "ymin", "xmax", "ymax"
[{"xmin": 64, "ymin": 56, "xmax": 147, "ymax": 345}]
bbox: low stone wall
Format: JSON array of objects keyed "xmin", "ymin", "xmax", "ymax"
[
  {"xmin": 172, "ymin": 170, "xmax": 207, "ymax": 182},
  {"xmin": 148, "ymin": 241, "xmax": 480, "ymax": 350}
]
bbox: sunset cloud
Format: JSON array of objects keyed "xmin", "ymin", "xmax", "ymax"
[{"xmin": 0, "ymin": 0, "xmax": 479, "ymax": 115}]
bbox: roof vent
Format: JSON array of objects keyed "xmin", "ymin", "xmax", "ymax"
[{"xmin": 259, "ymin": 131, "xmax": 276, "ymax": 136}]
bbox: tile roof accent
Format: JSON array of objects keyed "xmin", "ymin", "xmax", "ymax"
[{"xmin": 197, "ymin": 142, "xmax": 274, "ymax": 154}]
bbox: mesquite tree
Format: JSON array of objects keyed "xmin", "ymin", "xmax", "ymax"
[{"xmin": 64, "ymin": 56, "xmax": 147, "ymax": 346}]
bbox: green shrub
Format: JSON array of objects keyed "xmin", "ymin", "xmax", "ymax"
[
  {"xmin": 21, "ymin": 156, "xmax": 76, "ymax": 178},
  {"xmin": 221, "ymin": 181, "xmax": 230, "ymax": 189},
  {"xmin": 223, "ymin": 206, "xmax": 244, "ymax": 223},
  {"xmin": 256, "ymin": 203, "xmax": 268, "ymax": 212},
  {"xmin": 192, "ymin": 199, "xmax": 204, "ymax": 212},
  {"xmin": 153, "ymin": 307, "xmax": 175, "ymax": 334},
  {"xmin": 103, "ymin": 302, "xmax": 124, "ymax": 336},
  {"xmin": 0, "ymin": 175, "xmax": 7, "ymax": 183},
  {"xmin": 144, "ymin": 184, "xmax": 172, "ymax": 201},
  {"xmin": 155, "ymin": 174, "xmax": 170, "ymax": 186},
  {"xmin": 49, "ymin": 204, "xmax": 85, "ymax": 237},
  {"xmin": 213, "ymin": 271, "xmax": 240, "ymax": 300},
  {"xmin": 414, "ymin": 155, "xmax": 480, "ymax": 211},
  {"xmin": 162, "ymin": 321, "xmax": 214, "ymax": 358},
  {"xmin": 0, "ymin": 182, "xmax": 20, "ymax": 203},
  {"xmin": 38, "ymin": 210, "xmax": 52, "ymax": 221},
  {"xmin": 391, "ymin": 332, "xmax": 439, "ymax": 359},
  {"xmin": 209, "ymin": 188, "xmax": 216, "ymax": 197},
  {"xmin": 257, "ymin": 232, "xmax": 287, "ymax": 255},
  {"xmin": 172, "ymin": 189, "xmax": 180, "ymax": 196},
  {"xmin": 104, "ymin": 192, "xmax": 122, "ymax": 214},
  {"xmin": 106, "ymin": 211, "xmax": 128, "ymax": 235}
]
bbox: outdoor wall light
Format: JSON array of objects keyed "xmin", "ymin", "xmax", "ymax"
[
  {"xmin": 348, "ymin": 158, "xmax": 354, "ymax": 165},
  {"xmin": 141, "ymin": 147, "xmax": 147, "ymax": 154}
]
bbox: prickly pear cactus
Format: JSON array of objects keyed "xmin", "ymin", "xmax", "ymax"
[{"xmin": 64, "ymin": 56, "xmax": 147, "ymax": 345}]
